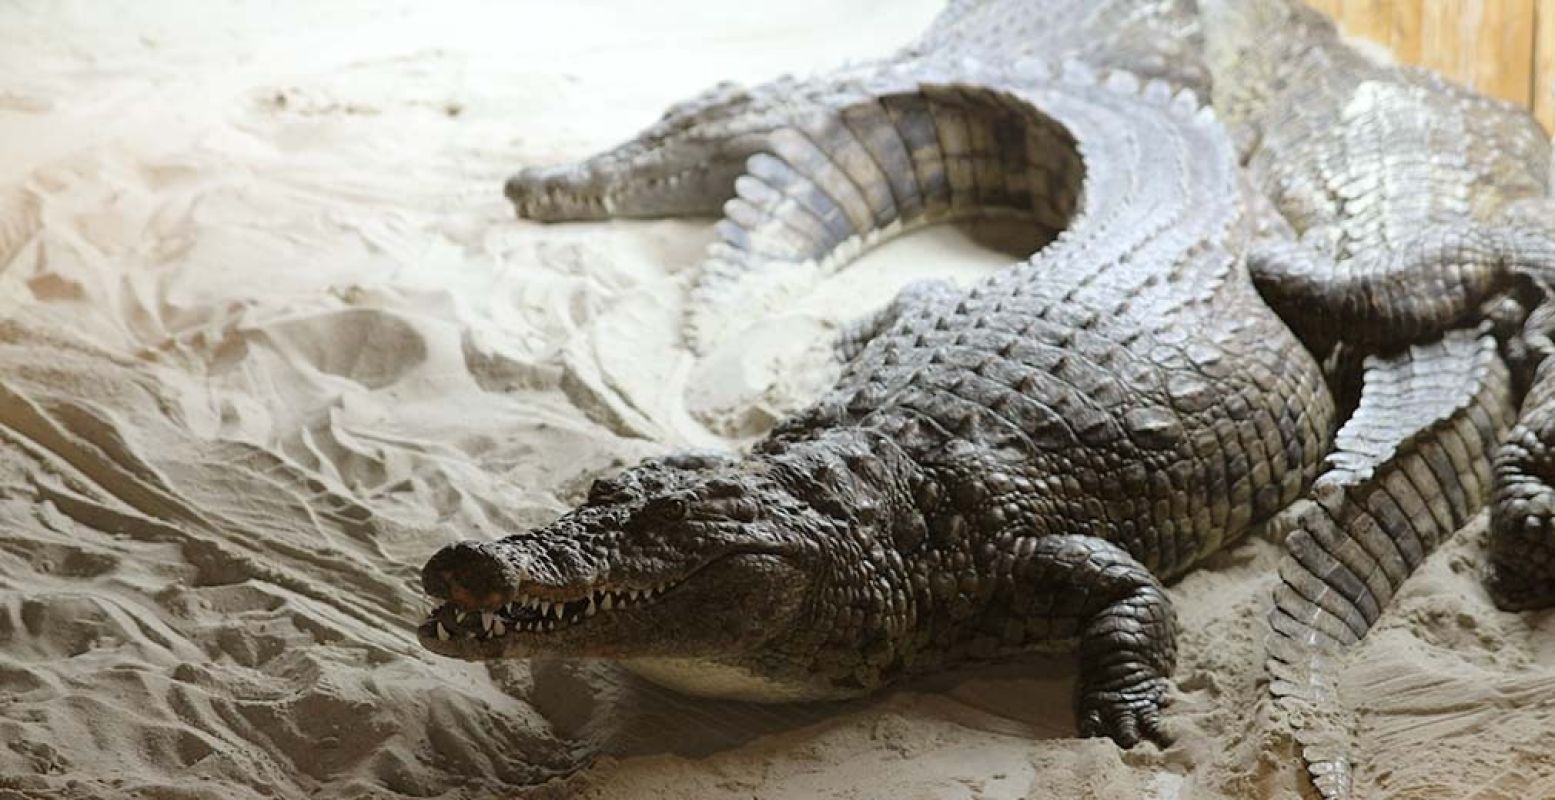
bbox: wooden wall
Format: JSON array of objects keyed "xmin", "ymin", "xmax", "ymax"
[{"xmin": 1304, "ymin": 0, "xmax": 1555, "ymax": 133}]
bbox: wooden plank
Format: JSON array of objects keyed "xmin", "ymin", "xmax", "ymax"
[
  {"xmin": 1418, "ymin": 1, "xmax": 1468, "ymax": 90},
  {"xmin": 1387, "ymin": 0, "xmax": 1424, "ymax": 66},
  {"xmin": 1536, "ymin": 0, "xmax": 1555, "ymax": 132},
  {"xmin": 1339, "ymin": 0, "xmax": 1394, "ymax": 51},
  {"xmin": 1473, "ymin": 0, "xmax": 1535, "ymax": 108}
]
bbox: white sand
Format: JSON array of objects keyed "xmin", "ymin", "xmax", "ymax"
[{"xmin": 1, "ymin": 2, "xmax": 1552, "ymax": 798}]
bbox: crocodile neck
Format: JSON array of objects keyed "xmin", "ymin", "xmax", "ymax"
[
  {"xmin": 739, "ymin": 426, "xmax": 957, "ymax": 691},
  {"xmin": 759, "ymin": 426, "xmax": 930, "ymax": 541}
]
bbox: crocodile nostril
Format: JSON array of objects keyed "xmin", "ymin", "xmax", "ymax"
[{"xmin": 503, "ymin": 172, "xmax": 531, "ymax": 205}]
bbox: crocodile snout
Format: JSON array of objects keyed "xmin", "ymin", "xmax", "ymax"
[
  {"xmin": 504, "ymin": 165, "xmax": 610, "ymax": 221},
  {"xmin": 422, "ymin": 540, "xmax": 519, "ymax": 611}
]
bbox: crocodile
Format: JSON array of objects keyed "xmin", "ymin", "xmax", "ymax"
[
  {"xmin": 1199, "ymin": 0, "xmax": 1555, "ymax": 795},
  {"xmin": 423, "ymin": 1, "xmax": 1341, "ymax": 749},
  {"xmin": 421, "ymin": 0, "xmax": 1522, "ymax": 788}
]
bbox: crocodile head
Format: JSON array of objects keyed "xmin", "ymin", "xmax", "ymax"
[
  {"xmin": 503, "ymin": 79, "xmax": 815, "ymax": 221},
  {"xmin": 417, "ymin": 448, "xmax": 884, "ymax": 700}
]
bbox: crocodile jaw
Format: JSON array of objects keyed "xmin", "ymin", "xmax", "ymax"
[
  {"xmin": 504, "ymin": 154, "xmax": 752, "ymax": 221},
  {"xmin": 417, "ymin": 548, "xmax": 812, "ymax": 667},
  {"xmin": 503, "ymin": 79, "xmax": 804, "ymax": 221}
]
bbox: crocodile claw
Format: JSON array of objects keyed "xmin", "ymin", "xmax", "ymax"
[{"xmin": 1077, "ymin": 676, "xmax": 1173, "ymax": 749}]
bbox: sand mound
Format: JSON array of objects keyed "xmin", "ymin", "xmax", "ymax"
[{"xmin": 1, "ymin": 2, "xmax": 1551, "ymax": 799}]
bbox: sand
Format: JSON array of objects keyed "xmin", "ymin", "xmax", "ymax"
[{"xmin": 1, "ymin": 2, "xmax": 1552, "ymax": 798}]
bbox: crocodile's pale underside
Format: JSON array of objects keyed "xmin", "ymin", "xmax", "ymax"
[{"xmin": 417, "ymin": 2, "xmax": 1552, "ymax": 797}]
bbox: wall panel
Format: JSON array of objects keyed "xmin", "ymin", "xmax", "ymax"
[{"xmin": 1305, "ymin": 0, "xmax": 1552, "ymax": 132}]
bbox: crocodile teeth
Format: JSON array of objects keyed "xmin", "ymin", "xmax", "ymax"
[
  {"xmin": 473, "ymin": 579, "xmax": 681, "ymax": 636},
  {"xmin": 435, "ymin": 622, "xmax": 451, "ymax": 641}
]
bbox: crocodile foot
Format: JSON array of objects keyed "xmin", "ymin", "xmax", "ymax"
[
  {"xmin": 1490, "ymin": 408, "xmax": 1555, "ymax": 610},
  {"xmin": 1052, "ymin": 535, "xmax": 1179, "ymax": 750}
]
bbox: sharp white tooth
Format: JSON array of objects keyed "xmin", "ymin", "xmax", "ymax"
[
  {"xmin": 586, "ymin": 596, "xmax": 596, "ymax": 613},
  {"xmin": 481, "ymin": 612, "xmax": 495, "ymax": 632},
  {"xmin": 455, "ymin": 610, "xmax": 468, "ymax": 624},
  {"xmin": 601, "ymin": 594, "xmax": 614, "ymax": 611},
  {"xmin": 632, "ymin": 590, "xmax": 643, "ymax": 602},
  {"xmin": 540, "ymin": 601, "xmax": 552, "ymax": 617},
  {"xmin": 492, "ymin": 619, "xmax": 506, "ymax": 636},
  {"xmin": 435, "ymin": 622, "xmax": 451, "ymax": 641}
]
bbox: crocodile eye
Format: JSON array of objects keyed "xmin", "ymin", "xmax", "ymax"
[{"xmin": 644, "ymin": 497, "xmax": 690, "ymax": 523}]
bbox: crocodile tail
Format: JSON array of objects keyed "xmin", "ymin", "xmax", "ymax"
[
  {"xmin": 1266, "ymin": 329, "xmax": 1512, "ymax": 799},
  {"xmin": 685, "ymin": 57, "xmax": 1223, "ymax": 354},
  {"xmin": 684, "ymin": 66, "xmax": 1087, "ymax": 353}
]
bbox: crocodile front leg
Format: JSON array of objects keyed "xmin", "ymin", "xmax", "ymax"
[{"xmin": 1002, "ymin": 534, "xmax": 1177, "ymax": 748}]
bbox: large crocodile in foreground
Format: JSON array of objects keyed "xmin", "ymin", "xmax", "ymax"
[
  {"xmin": 1201, "ymin": 0, "xmax": 1555, "ymax": 794},
  {"xmin": 425, "ymin": 1, "xmax": 1328, "ymax": 749},
  {"xmin": 420, "ymin": 0, "xmax": 1512, "ymax": 792}
]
